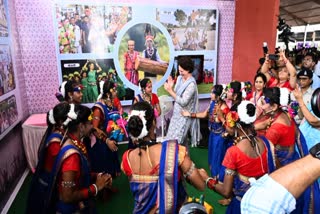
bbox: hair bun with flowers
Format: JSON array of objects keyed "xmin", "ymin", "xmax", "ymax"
[
  {"xmin": 128, "ymin": 110, "xmax": 148, "ymax": 141},
  {"xmin": 237, "ymin": 100, "xmax": 256, "ymax": 124},
  {"xmin": 63, "ymin": 104, "xmax": 78, "ymax": 126}
]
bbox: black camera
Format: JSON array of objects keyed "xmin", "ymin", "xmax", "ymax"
[
  {"xmin": 262, "ymin": 42, "xmax": 268, "ymax": 55},
  {"xmin": 268, "ymin": 54, "xmax": 279, "ymax": 61},
  {"xmin": 311, "ymin": 88, "xmax": 320, "ymax": 118}
]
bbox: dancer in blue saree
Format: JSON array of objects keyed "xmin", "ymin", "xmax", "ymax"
[
  {"xmin": 199, "ymin": 101, "xmax": 276, "ymax": 214},
  {"xmin": 121, "ymin": 101, "xmax": 205, "ymax": 213},
  {"xmin": 181, "ymin": 84, "xmax": 227, "ymax": 178}
]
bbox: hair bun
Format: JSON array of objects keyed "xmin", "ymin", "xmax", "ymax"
[{"xmin": 128, "ymin": 115, "xmax": 143, "ymax": 138}]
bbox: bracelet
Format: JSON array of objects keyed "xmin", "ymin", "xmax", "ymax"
[
  {"xmin": 206, "ymin": 177, "xmax": 218, "ymax": 191},
  {"xmin": 205, "ymin": 177, "xmax": 214, "ymax": 186},
  {"xmin": 92, "ymin": 184, "xmax": 98, "ymax": 196},
  {"xmin": 191, "ymin": 113, "xmax": 196, "ymax": 118}
]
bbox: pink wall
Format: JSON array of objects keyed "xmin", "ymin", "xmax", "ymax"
[
  {"xmin": 12, "ymin": 0, "xmax": 235, "ymax": 113},
  {"xmin": 232, "ymin": 0, "xmax": 279, "ymax": 82}
]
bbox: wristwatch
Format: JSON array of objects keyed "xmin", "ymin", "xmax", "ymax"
[{"xmin": 309, "ymin": 143, "xmax": 320, "ymax": 159}]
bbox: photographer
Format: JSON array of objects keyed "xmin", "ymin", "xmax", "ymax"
[{"xmin": 260, "ymin": 49, "xmax": 297, "ymax": 91}]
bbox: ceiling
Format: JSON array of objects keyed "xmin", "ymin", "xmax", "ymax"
[{"xmin": 280, "ymin": 0, "xmax": 320, "ymax": 26}]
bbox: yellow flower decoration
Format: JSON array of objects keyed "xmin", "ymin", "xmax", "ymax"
[
  {"xmin": 88, "ymin": 112, "xmax": 93, "ymax": 121},
  {"xmin": 226, "ymin": 111, "xmax": 239, "ymax": 128}
]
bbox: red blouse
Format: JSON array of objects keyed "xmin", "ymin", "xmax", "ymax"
[
  {"xmin": 44, "ymin": 141, "xmax": 61, "ymax": 171},
  {"xmin": 222, "ymin": 145, "xmax": 268, "ymax": 177},
  {"xmin": 265, "ymin": 121, "xmax": 295, "ymax": 147}
]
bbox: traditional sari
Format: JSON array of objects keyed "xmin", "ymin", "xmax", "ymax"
[
  {"xmin": 122, "ymin": 140, "xmax": 187, "ymax": 214},
  {"xmin": 207, "ymin": 100, "xmax": 227, "ymax": 177},
  {"xmin": 88, "ymin": 100, "xmax": 121, "ymax": 175},
  {"xmin": 26, "ymin": 132, "xmax": 63, "ymax": 213},
  {"xmin": 222, "ymin": 136, "xmax": 276, "ymax": 214}
]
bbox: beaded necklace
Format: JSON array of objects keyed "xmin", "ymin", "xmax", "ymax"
[{"xmin": 68, "ymin": 133, "xmax": 87, "ymax": 156}]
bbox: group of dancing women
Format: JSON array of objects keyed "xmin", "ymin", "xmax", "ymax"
[{"xmin": 25, "ymin": 53, "xmax": 320, "ymax": 214}]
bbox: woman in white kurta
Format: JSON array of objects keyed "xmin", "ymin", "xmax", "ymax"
[{"xmin": 164, "ymin": 56, "xmax": 200, "ymax": 148}]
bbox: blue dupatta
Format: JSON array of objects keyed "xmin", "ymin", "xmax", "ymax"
[{"xmin": 26, "ymin": 132, "xmax": 63, "ymax": 214}]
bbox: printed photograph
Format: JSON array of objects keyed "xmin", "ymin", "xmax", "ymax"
[
  {"xmin": 0, "ymin": 0, "xmax": 8, "ymax": 37},
  {"xmin": 158, "ymin": 54, "xmax": 214, "ymax": 96},
  {"xmin": 55, "ymin": 4, "xmax": 132, "ymax": 54},
  {"xmin": 61, "ymin": 58, "xmax": 134, "ymax": 103},
  {"xmin": 0, "ymin": 95, "xmax": 18, "ymax": 135},
  {"xmin": 156, "ymin": 8, "xmax": 217, "ymax": 51},
  {"xmin": 0, "ymin": 45, "xmax": 15, "ymax": 96},
  {"xmin": 118, "ymin": 23, "xmax": 170, "ymax": 86}
]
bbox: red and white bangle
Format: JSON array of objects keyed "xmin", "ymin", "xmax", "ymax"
[
  {"xmin": 92, "ymin": 184, "xmax": 98, "ymax": 196},
  {"xmin": 206, "ymin": 177, "xmax": 218, "ymax": 191}
]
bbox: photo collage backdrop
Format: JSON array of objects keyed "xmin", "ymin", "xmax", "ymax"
[
  {"xmin": 0, "ymin": 0, "xmax": 20, "ymax": 140},
  {"xmin": 55, "ymin": 3, "xmax": 218, "ymax": 105}
]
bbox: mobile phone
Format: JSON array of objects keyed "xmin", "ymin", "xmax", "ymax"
[
  {"xmin": 268, "ymin": 54, "xmax": 279, "ymax": 61},
  {"xmin": 263, "ymin": 42, "xmax": 268, "ymax": 55}
]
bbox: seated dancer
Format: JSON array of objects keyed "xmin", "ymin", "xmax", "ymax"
[
  {"xmin": 199, "ymin": 100, "xmax": 276, "ymax": 214},
  {"xmin": 121, "ymin": 101, "xmax": 205, "ymax": 213}
]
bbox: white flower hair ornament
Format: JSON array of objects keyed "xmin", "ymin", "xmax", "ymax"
[
  {"xmin": 128, "ymin": 110, "xmax": 149, "ymax": 141},
  {"xmin": 48, "ymin": 109, "xmax": 56, "ymax": 125},
  {"xmin": 97, "ymin": 81, "xmax": 105, "ymax": 100},
  {"xmin": 63, "ymin": 104, "xmax": 78, "ymax": 126},
  {"xmin": 279, "ymin": 88, "xmax": 290, "ymax": 107},
  {"xmin": 237, "ymin": 100, "xmax": 256, "ymax": 124},
  {"xmin": 60, "ymin": 81, "xmax": 67, "ymax": 98}
]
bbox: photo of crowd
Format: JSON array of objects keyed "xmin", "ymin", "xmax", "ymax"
[
  {"xmin": 156, "ymin": 8, "xmax": 217, "ymax": 51},
  {"xmin": 0, "ymin": 0, "xmax": 8, "ymax": 37},
  {"xmin": 55, "ymin": 5, "xmax": 132, "ymax": 54},
  {"xmin": 0, "ymin": 95, "xmax": 18, "ymax": 135},
  {"xmin": 61, "ymin": 58, "xmax": 134, "ymax": 103},
  {"xmin": 0, "ymin": 45, "xmax": 15, "ymax": 96},
  {"xmin": 118, "ymin": 23, "xmax": 169, "ymax": 86}
]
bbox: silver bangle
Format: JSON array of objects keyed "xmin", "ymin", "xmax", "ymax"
[{"xmin": 225, "ymin": 168, "xmax": 236, "ymax": 176}]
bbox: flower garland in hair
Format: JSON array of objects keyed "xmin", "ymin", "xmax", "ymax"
[
  {"xmin": 63, "ymin": 104, "xmax": 78, "ymax": 126},
  {"xmin": 128, "ymin": 110, "xmax": 148, "ymax": 141},
  {"xmin": 97, "ymin": 81, "xmax": 105, "ymax": 100},
  {"xmin": 225, "ymin": 111, "xmax": 239, "ymax": 128},
  {"xmin": 48, "ymin": 109, "xmax": 56, "ymax": 125},
  {"xmin": 60, "ymin": 81, "xmax": 67, "ymax": 98},
  {"xmin": 237, "ymin": 100, "xmax": 256, "ymax": 124},
  {"xmin": 279, "ymin": 87, "xmax": 290, "ymax": 108}
]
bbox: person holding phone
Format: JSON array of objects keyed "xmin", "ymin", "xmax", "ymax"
[{"xmin": 260, "ymin": 49, "xmax": 297, "ymax": 91}]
